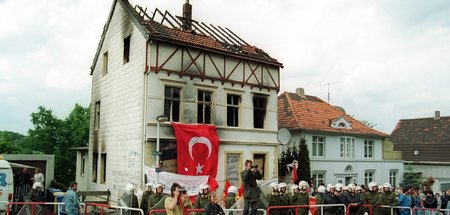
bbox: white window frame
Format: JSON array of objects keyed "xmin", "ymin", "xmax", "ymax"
[
  {"xmin": 312, "ymin": 136, "xmax": 325, "ymax": 157},
  {"xmin": 364, "ymin": 140, "xmax": 374, "ymax": 158}
]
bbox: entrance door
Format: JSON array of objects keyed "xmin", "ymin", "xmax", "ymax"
[{"xmin": 345, "ymin": 177, "xmax": 352, "ymax": 185}]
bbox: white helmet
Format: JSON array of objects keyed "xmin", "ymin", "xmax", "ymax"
[
  {"xmin": 291, "ymin": 184, "xmax": 299, "ymax": 192},
  {"xmin": 368, "ymin": 182, "xmax": 378, "ymax": 190},
  {"xmin": 348, "ymin": 184, "xmax": 356, "ymax": 190},
  {"xmin": 278, "ymin": 182, "xmax": 287, "ymax": 191},
  {"xmin": 342, "ymin": 186, "xmax": 349, "ymax": 191},
  {"xmin": 335, "ymin": 183, "xmax": 343, "ymax": 192},
  {"xmin": 145, "ymin": 182, "xmax": 153, "ymax": 189},
  {"xmin": 125, "ymin": 183, "xmax": 135, "ymax": 194},
  {"xmin": 200, "ymin": 184, "xmax": 210, "ymax": 190},
  {"xmin": 270, "ymin": 182, "xmax": 278, "ymax": 189},
  {"xmin": 355, "ymin": 186, "xmax": 362, "ymax": 191},
  {"xmin": 299, "ymin": 181, "xmax": 309, "ymax": 190},
  {"xmin": 317, "ymin": 185, "xmax": 326, "ymax": 193},
  {"xmin": 326, "ymin": 184, "xmax": 335, "ymax": 192},
  {"xmin": 228, "ymin": 186, "xmax": 238, "ymax": 194},
  {"xmin": 33, "ymin": 182, "xmax": 43, "ymax": 189},
  {"xmin": 383, "ymin": 183, "xmax": 392, "ymax": 190},
  {"xmin": 155, "ymin": 183, "xmax": 164, "ymax": 190}
]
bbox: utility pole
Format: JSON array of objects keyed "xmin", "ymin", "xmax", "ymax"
[{"xmin": 320, "ymin": 82, "xmax": 339, "ymax": 103}]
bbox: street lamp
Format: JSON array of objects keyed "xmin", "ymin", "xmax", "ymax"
[{"xmin": 155, "ymin": 115, "xmax": 168, "ymax": 184}]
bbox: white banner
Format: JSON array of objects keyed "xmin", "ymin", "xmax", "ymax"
[{"xmin": 144, "ymin": 166, "xmax": 208, "ymax": 196}]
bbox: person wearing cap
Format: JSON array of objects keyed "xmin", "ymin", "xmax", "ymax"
[
  {"xmin": 314, "ymin": 185, "xmax": 326, "ymax": 215},
  {"xmin": 240, "ymin": 160, "xmax": 262, "ymax": 215},
  {"xmin": 291, "ymin": 181, "xmax": 309, "ymax": 215},
  {"xmin": 140, "ymin": 183, "xmax": 153, "ymax": 215},
  {"xmin": 225, "ymin": 186, "xmax": 238, "ymax": 209},
  {"xmin": 267, "ymin": 182, "xmax": 280, "ymax": 215},
  {"xmin": 194, "ymin": 183, "xmax": 211, "ymax": 214},
  {"xmin": 27, "ymin": 182, "xmax": 45, "ymax": 202},
  {"xmin": 378, "ymin": 183, "xmax": 398, "ymax": 215},
  {"xmin": 148, "ymin": 183, "xmax": 165, "ymax": 211}
]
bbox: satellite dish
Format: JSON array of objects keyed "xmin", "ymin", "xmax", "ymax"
[{"xmin": 277, "ymin": 128, "xmax": 291, "ymax": 146}]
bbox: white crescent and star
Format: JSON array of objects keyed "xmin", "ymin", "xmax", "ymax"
[{"xmin": 188, "ymin": 136, "xmax": 212, "ymax": 174}]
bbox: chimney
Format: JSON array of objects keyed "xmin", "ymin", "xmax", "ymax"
[
  {"xmin": 296, "ymin": 88, "xmax": 306, "ymax": 99},
  {"xmin": 435, "ymin": 110, "xmax": 440, "ymax": 120},
  {"xmin": 182, "ymin": 0, "xmax": 192, "ymax": 31}
]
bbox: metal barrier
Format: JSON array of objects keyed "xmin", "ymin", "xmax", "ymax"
[
  {"xmin": 4, "ymin": 201, "xmax": 66, "ymax": 215},
  {"xmin": 412, "ymin": 207, "xmax": 449, "ymax": 215},
  {"xmin": 347, "ymin": 204, "xmax": 413, "ymax": 215},
  {"xmin": 84, "ymin": 202, "xmax": 144, "ymax": 215},
  {"xmin": 267, "ymin": 204, "xmax": 346, "ymax": 215},
  {"xmin": 149, "ymin": 208, "xmax": 267, "ymax": 215}
]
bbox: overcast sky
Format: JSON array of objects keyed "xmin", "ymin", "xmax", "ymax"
[{"xmin": 1, "ymin": 0, "xmax": 449, "ymax": 135}]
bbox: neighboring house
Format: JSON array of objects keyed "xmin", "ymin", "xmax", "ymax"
[
  {"xmin": 278, "ymin": 88, "xmax": 403, "ymax": 187},
  {"xmin": 391, "ymin": 111, "xmax": 450, "ymax": 192},
  {"xmin": 78, "ymin": 0, "xmax": 283, "ymax": 200}
]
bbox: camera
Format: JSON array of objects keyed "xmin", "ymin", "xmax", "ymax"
[
  {"xmin": 251, "ymin": 165, "xmax": 258, "ymax": 169},
  {"xmin": 180, "ymin": 187, "xmax": 187, "ymax": 194}
]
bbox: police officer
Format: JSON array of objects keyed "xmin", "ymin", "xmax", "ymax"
[
  {"xmin": 378, "ymin": 183, "xmax": 397, "ymax": 215},
  {"xmin": 323, "ymin": 184, "xmax": 339, "ymax": 215},
  {"xmin": 363, "ymin": 182, "xmax": 381, "ymax": 215},
  {"xmin": 225, "ymin": 185, "xmax": 238, "ymax": 209},
  {"xmin": 148, "ymin": 183, "xmax": 164, "ymax": 210},
  {"xmin": 140, "ymin": 183, "xmax": 153, "ymax": 215},
  {"xmin": 194, "ymin": 184, "xmax": 211, "ymax": 214},
  {"xmin": 278, "ymin": 182, "xmax": 291, "ymax": 215},
  {"xmin": 267, "ymin": 182, "xmax": 280, "ymax": 215},
  {"xmin": 291, "ymin": 181, "xmax": 309, "ymax": 215}
]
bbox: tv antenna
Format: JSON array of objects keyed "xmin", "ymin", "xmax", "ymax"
[{"xmin": 320, "ymin": 82, "xmax": 340, "ymax": 103}]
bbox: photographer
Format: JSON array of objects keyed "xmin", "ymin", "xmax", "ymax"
[
  {"xmin": 165, "ymin": 183, "xmax": 193, "ymax": 215},
  {"xmin": 240, "ymin": 160, "xmax": 262, "ymax": 215}
]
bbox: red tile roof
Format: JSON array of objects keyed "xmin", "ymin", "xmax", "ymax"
[
  {"xmin": 391, "ymin": 116, "xmax": 450, "ymax": 162},
  {"xmin": 278, "ymin": 92, "xmax": 389, "ymax": 138}
]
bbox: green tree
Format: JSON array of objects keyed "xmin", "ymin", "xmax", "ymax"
[
  {"xmin": 21, "ymin": 104, "xmax": 89, "ymax": 185},
  {"xmin": 0, "ymin": 131, "xmax": 24, "ymax": 153},
  {"xmin": 400, "ymin": 165, "xmax": 421, "ymax": 189},
  {"xmin": 297, "ymin": 137, "xmax": 311, "ymax": 183}
]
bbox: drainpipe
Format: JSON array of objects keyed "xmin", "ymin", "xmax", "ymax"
[{"xmin": 142, "ymin": 40, "xmax": 152, "ymax": 187}]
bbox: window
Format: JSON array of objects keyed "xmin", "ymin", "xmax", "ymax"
[
  {"xmin": 364, "ymin": 171, "xmax": 374, "ymax": 186},
  {"xmin": 164, "ymin": 86, "xmax": 181, "ymax": 122},
  {"xmin": 312, "ymin": 136, "xmax": 325, "ymax": 157},
  {"xmin": 81, "ymin": 153, "xmax": 86, "ymax": 176},
  {"xmin": 92, "ymin": 153, "xmax": 98, "ymax": 182},
  {"xmin": 364, "ymin": 140, "xmax": 374, "ymax": 158},
  {"xmin": 253, "ymin": 95, "xmax": 267, "ymax": 128},
  {"xmin": 226, "ymin": 153, "xmax": 241, "ymax": 186},
  {"xmin": 100, "ymin": 153, "xmax": 107, "ymax": 183},
  {"xmin": 339, "ymin": 137, "xmax": 355, "ymax": 159},
  {"xmin": 197, "ymin": 90, "xmax": 212, "ymax": 124},
  {"xmin": 102, "ymin": 51, "xmax": 108, "ymax": 75},
  {"xmin": 227, "ymin": 94, "xmax": 240, "ymax": 127},
  {"xmin": 312, "ymin": 173, "xmax": 325, "ymax": 186},
  {"xmin": 389, "ymin": 170, "xmax": 398, "ymax": 187},
  {"xmin": 94, "ymin": 101, "xmax": 101, "ymax": 130},
  {"xmin": 123, "ymin": 35, "xmax": 130, "ymax": 64}
]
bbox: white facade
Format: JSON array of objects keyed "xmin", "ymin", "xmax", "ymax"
[
  {"xmin": 83, "ymin": 0, "xmax": 281, "ymax": 202},
  {"xmin": 289, "ymin": 132, "xmax": 403, "ymax": 187}
]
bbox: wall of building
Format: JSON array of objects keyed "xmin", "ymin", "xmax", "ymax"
[
  {"xmin": 88, "ymin": 0, "xmax": 147, "ymax": 201},
  {"xmin": 407, "ymin": 163, "xmax": 450, "ymax": 193}
]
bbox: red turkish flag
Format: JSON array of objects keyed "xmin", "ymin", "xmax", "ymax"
[{"xmin": 172, "ymin": 123, "xmax": 220, "ymax": 178}]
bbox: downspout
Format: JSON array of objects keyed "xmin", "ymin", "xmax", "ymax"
[{"xmin": 142, "ymin": 39, "xmax": 152, "ymax": 187}]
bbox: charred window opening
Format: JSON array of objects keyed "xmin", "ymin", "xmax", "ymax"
[
  {"xmin": 100, "ymin": 153, "xmax": 107, "ymax": 184},
  {"xmin": 197, "ymin": 90, "xmax": 211, "ymax": 124},
  {"xmin": 94, "ymin": 101, "xmax": 101, "ymax": 130},
  {"xmin": 227, "ymin": 94, "xmax": 240, "ymax": 127},
  {"xmin": 164, "ymin": 86, "xmax": 180, "ymax": 122},
  {"xmin": 123, "ymin": 35, "xmax": 130, "ymax": 64},
  {"xmin": 253, "ymin": 95, "xmax": 267, "ymax": 128}
]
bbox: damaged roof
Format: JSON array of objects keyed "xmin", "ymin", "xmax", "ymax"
[{"xmin": 91, "ymin": 0, "xmax": 282, "ymax": 73}]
